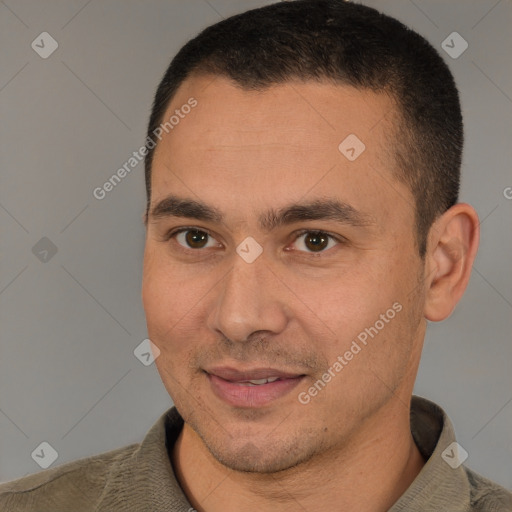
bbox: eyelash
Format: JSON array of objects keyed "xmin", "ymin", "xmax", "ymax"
[{"xmin": 163, "ymin": 227, "xmax": 345, "ymax": 255}]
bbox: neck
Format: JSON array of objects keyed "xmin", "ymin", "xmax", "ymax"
[{"xmin": 171, "ymin": 395, "xmax": 425, "ymax": 512}]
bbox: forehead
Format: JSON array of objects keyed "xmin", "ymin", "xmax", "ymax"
[
  {"xmin": 158, "ymin": 74, "xmax": 396, "ymax": 154},
  {"xmin": 149, "ymin": 74, "xmax": 411, "ymax": 230}
]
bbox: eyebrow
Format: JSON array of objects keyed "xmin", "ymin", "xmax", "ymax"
[
  {"xmin": 148, "ymin": 194, "xmax": 373, "ymax": 230},
  {"xmin": 149, "ymin": 195, "xmax": 223, "ymax": 224}
]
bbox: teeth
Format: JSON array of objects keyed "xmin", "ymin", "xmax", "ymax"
[{"xmin": 237, "ymin": 377, "xmax": 280, "ymax": 386}]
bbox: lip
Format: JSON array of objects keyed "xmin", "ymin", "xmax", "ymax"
[
  {"xmin": 205, "ymin": 366, "xmax": 304, "ymax": 381},
  {"xmin": 205, "ymin": 366, "xmax": 306, "ymax": 408}
]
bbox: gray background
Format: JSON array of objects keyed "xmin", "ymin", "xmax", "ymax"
[{"xmin": 1, "ymin": 0, "xmax": 511, "ymax": 490}]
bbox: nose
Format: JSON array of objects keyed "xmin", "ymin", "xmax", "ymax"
[{"xmin": 206, "ymin": 253, "xmax": 289, "ymax": 343}]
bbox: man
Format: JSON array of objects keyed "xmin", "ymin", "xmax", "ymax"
[{"xmin": 1, "ymin": 1, "xmax": 511, "ymax": 510}]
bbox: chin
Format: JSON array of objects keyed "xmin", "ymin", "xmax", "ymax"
[{"xmin": 200, "ymin": 431, "xmax": 318, "ymax": 474}]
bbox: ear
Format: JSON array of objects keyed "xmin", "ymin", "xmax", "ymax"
[{"xmin": 423, "ymin": 203, "xmax": 480, "ymax": 322}]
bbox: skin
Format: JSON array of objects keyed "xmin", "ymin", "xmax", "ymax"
[{"xmin": 142, "ymin": 74, "xmax": 479, "ymax": 511}]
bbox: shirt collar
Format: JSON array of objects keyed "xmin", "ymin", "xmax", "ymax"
[
  {"xmin": 96, "ymin": 407, "xmax": 191, "ymax": 511},
  {"xmin": 389, "ymin": 395, "xmax": 471, "ymax": 511},
  {"xmin": 97, "ymin": 395, "xmax": 472, "ymax": 511}
]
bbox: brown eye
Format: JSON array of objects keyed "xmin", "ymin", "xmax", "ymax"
[
  {"xmin": 174, "ymin": 229, "xmax": 216, "ymax": 249},
  {"xmin": 185, "ymin": 230, "xmax": 208, "ymax": 248},
  {"xmin": 293, "ymin": 231, "xmax": 339, "ymax": 253},
  {"xmin": 304, "ymin": 232, "xmax": 329, "ymax": 252}
]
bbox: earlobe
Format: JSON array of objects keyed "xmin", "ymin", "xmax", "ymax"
[{"xmin": 423, "ymin": 203, "xmax": 480, "ymax": 322}]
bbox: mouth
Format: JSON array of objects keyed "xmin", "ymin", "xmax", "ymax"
[{"xmin": 204, "ymin": 366, "xmax": 306, "ymax": 408}]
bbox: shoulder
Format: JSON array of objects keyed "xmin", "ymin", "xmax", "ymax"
[
  {"xmin": 465, "ymin": 466, "xmax": 512, "ymax": 511},
  {"xmin": 0, "ymin": 443, "xmax": 139, "ymax": 511}
]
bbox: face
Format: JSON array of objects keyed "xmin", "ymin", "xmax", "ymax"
[{"xmin": 142, "ymin": 75, "xmax": 427, "ymax": 473}]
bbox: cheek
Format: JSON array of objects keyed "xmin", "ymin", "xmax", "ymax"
[
  {"xmin": 142, "ymin": 252, "xmax": 185, "ymax": 342},
  {"xmin": 142, "ymin": 250, "xmax": 215, "ymax": 355},
  {"xmin": 329, "ymin": 263, "xmax": 423, "ymax": 381},
  {"xmin": 143, "ymin": 260, "xmax": 204, "ymax": 396},
  {"xmin": 283, "ymin": 264, "xmax": 391, "ymax": 335},
  {"xmin": 289, "ymin": 256, "xmax": 417, "ymax": 363}
]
